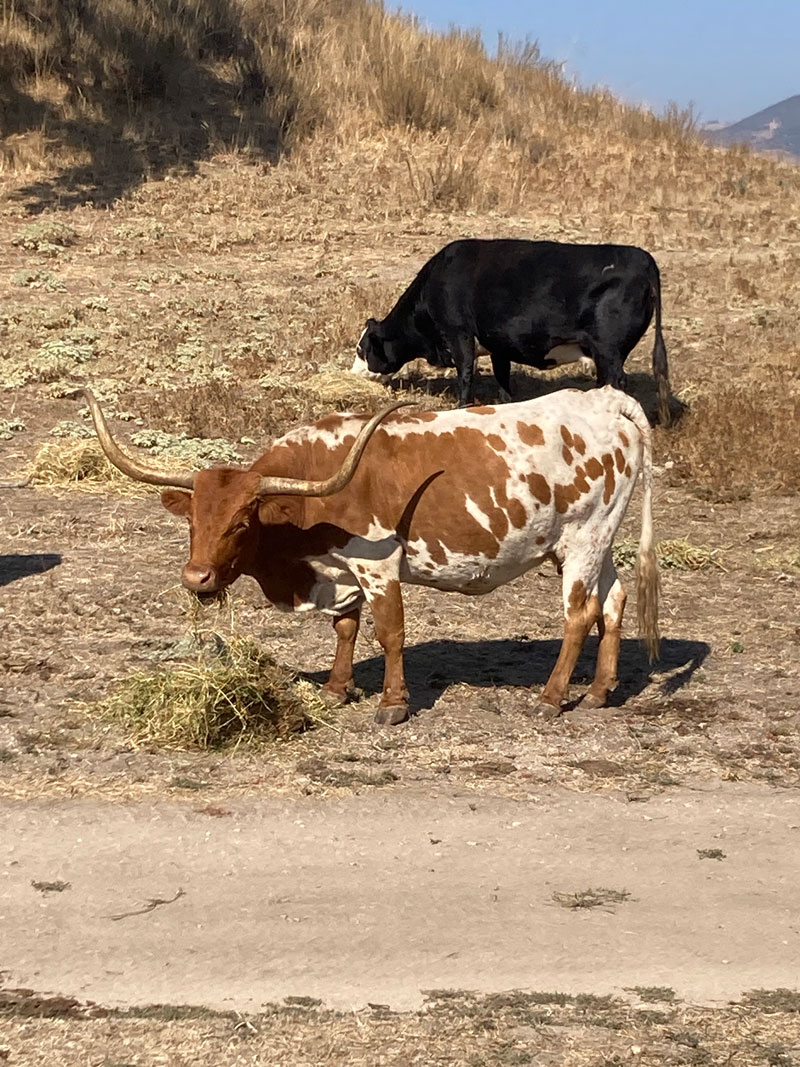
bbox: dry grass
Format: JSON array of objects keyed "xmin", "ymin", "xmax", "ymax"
[
  {"xmin": 3, "ymin": 3, "xmax": 800, "ymax": 501},
  {"xmin": 25, "ymin": 437, "xmax": 189, "ymax": 494},
  {"xmin": 93, "ymin": 634, "xmax": 328, "ymax": 749},
  {"xmin": 4, "ymin": 986, "xmax": 800, "ymax": 1066},
  {"xmin": 664, "ymin": 382, "xmax": 800, "ymax": 496},
  {"xmin": 614, "ymin": 537, "xmax": 723, "ymax": 571},
  {"xmin": 551, "ymin": 887, "xmax": 632, "ymax": 910},
  {"xmin": 26, "ymin": 438, "xmax": 143, "ymax": 491}
]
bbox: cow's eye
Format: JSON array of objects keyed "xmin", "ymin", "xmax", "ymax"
[{"xmin": 228, "ymin": 520, "xmax": 249, "ymax": 537}]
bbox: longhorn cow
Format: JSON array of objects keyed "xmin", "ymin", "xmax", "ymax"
[{"xmin": 85, "ymin": 385, "xmax": 659, "ymax": 724}]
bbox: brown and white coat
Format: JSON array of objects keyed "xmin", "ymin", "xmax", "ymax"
[{"xmin": 86, "ymin": 385, "xmax": 659, "ymax": 724}]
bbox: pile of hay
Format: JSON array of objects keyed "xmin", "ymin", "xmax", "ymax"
[
  {"xmin": 27, "ymin": 439, "xmax": 135, "ymax": 490},
  {"xmin": 26, "ymin": 438, "xmax": 182, "ymax": 493},
  {"xmin": 259, "ymin": 366, "xmax": 447, "ymax": 416},
  {"xmin": 95, "ymin": 636, "xmax": 328, "ymax": 749}
]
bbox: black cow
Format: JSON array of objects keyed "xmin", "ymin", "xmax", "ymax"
[{"xmin": 352, "ymin": 239, "xmax": 671, "ymax": 423}]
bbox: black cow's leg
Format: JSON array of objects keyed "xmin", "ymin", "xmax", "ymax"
[
  {"xmin": 590, "ymin": 346, "xmax": 627, "ymax": 392},
  {"xmin": 445, "ymin": 332, "xmax": 477, "ymax": 406},
  {"xmin": 489, "ymin": 352, "xmax": 513, "ymax": 403}
]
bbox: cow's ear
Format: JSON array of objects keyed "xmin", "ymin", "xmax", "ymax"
[
  {"xmin": 257, "ymin": 499, "xmax": 283, "ymax": 525},
  {"xmin": 161, "ymin": 489, "xmax": 192, "ymax": 516}
]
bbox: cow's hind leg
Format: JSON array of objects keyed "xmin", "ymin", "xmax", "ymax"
[
  {"xmin": 579, "ymin": 552, "xmax": 627, "ymax": 710},
  {"xmin": 321, "ymin": 608, "xmax": 361, "ymax": 706},
  {"xmin": 532, "ymin": 564, "xmax": 601, "ymax": 718},
  {"xmin": 350, "ymin": 548, "xmax": 410, "ymax": 724},
  {"xmin": 489, "ymin": 351, "xmax": 513, "ymax": 403},
  {"xmin": 366, "ymin": 577, "xmax": 409, "ymax": 724},
  {"xmin": 578, "ymin": 335, "xmax": 627, "ymax": 392}
]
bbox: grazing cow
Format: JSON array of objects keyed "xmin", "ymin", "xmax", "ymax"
[
  {"xmin": 352, "ymin": 238, "xmax": 671, "ymax": 424},
  {"xmin": 85, "ymin": 385, "xmax": 659, "ymax": 724}
]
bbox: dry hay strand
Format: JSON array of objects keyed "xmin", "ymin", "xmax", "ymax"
[
  {"xmin": 26, "ymin": 439, "xmax": 179, "ymax": 495},
  {"xmin": 92, "ymin": 636, "xmax": 329, "ymax": 750}
]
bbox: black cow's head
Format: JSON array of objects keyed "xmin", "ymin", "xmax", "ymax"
[{"xmin": 352, "ymin": 318, "xmax": 406, "ymax": 378}]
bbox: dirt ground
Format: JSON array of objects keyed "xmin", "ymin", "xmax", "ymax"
[{"xmin": 1, "ymin": 159, "xmax": 800, "ymax": 1064}]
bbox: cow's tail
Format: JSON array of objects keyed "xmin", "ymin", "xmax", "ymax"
[
  {"xmin": 619, "ymin": 395, "xmax": 660, "ymax": 662},
  {"xmin": 649, "ymin": 258, "xmax": 671, "ymax": 426}
]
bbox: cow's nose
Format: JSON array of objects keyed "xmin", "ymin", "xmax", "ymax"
[{"xmin": 181, "ymin": 563, "xmax": 219, "ymax": 592}]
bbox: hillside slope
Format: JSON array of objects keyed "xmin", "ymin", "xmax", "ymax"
[
  {"xmin": 708, "ymin": 93, "xmax": 800, "ymax": 157},
  {"xmin": 1, "ymin": 0, "xmax": 799, "ymax": 498}
]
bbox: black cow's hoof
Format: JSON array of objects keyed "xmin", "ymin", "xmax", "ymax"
[{"xmin": 374, "ymin": 704, "xmax": 410, "ymax": 726}]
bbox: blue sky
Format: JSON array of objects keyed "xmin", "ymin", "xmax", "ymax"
[{"xmin": 398, "ymin": 0, "xmax": 800, "ymax": 122}]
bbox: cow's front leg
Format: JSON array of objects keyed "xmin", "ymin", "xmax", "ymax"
[
  {"xmin": 321, "ymin": 609, "xmax": 360, "ymax": 706},
  {"xmin": 365, "ymin": 577, "xmax": 409, "ymax": 725}
]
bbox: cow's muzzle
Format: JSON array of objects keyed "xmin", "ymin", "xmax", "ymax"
[
  {"xmin": 181, "ymin": 562, "xmax": 221, "ymax": 598},
  {"xmin": 350, "ymin": 352, "xmax": 392, "ymax": 384}
]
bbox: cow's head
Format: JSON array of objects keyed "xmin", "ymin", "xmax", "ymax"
[
  {"xmin": 351, "ymin": 318, "xmax": 405, "ymax": 379},
  {"xmin": 84, "ymin": 388, "xmax": 409, "ymax": 598}
]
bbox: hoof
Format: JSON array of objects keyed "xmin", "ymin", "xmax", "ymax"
[
  {"xmin": 320, "ymin": 687, "xmax": 350, "ymax": 709},
  {"xmin": 577, "ymin": 691, "xmax": 606, "ymax": 711},
  {"xmin": 374, "ymin": 704, "xmax": 410, "ymax": 726},
  {"xmin": 526, "ymin": 701, "xmax": 562, "ymax": 721}
]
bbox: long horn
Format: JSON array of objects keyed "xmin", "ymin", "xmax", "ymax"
[
  {"xmin": 257, "ymin": 400, "xmax": 415, "ymax": 497},
  {"xmin": 83, "ymin": 387, "xmax": 195, "ymax": 490}
]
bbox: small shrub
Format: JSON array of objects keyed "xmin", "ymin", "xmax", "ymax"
[
  {"xmin": 613, "ymin": 538, "xmax": 721, "ymax": 571},
  {"xmin": 10, "ymin": 269, "xmax": 66, "ymax": 292},
  {"xmin": 0, "ymin": 419, "xmax": 25, "ymax": 440},
  {"xmin": 12, "ymin": 220, "xmax": 77, "ymax": 255},
  {"xmin": 49, "ymin": 420, "xmax": 93, "ymax": 439},
  {"xmin": 130, "ymin": 428, "xmax": 241, "ymax": 466},
  {"xmin": 0, "ymin": 337, "xmax": 96, "ymax": 388}
]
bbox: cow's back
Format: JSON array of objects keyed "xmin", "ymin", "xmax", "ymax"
[{"xmin": 262, "ymin": 390, "xmax": 643, "ymax": 593}]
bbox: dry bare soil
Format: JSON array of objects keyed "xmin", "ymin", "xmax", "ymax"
[{"xmin": 2, "ymin": 47, "xmax": 800, "ymax": 1062}]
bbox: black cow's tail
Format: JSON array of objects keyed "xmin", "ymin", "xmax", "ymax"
[{"xmin": 650, "ymin": 259, "xmax": 671, "ymax": 426}]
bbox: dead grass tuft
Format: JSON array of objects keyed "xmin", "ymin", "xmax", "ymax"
[
  {"xmin": 92, "ymin": 635, "xmax": 328, "ymax": 749},
  {"xmin": 614, "ymin": 538, "xmax": 722, "ymax": 571},
  {"xmin": 551, "ymin": 887, "xmax": 632, "ymax": 910}
]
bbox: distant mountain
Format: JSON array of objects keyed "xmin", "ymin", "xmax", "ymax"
[{"xmin": 706, "ymin": 94, "xmax": 800, "ymax": 157}]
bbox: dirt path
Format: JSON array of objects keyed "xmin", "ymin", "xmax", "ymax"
[{"xmin": 3, "ymin": 781, "xmax": 799, "ymax": 1012}]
